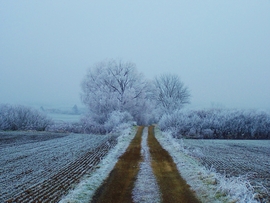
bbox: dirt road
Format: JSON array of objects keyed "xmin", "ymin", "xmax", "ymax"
[{"xmin": 91, "ymin": 126, "xmax": 200, "ymax": 203}]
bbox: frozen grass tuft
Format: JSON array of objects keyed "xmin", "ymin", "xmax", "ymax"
[
  {"xmin": 132, "ymin": 128, "xmax": 161, "ymax": 203},
  {"xmin": 214, "ymin": 172, "xmax": 257, "ymax": 203},
  {"xmin": 155, "ymin": 129, "xmax": 259, "ymax": 203},
  {"xmin": 59, "ymin": 127, "xmax": 135, "ymax": 203}
]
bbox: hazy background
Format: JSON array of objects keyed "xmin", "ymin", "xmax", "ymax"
[{"xmin": 1, "ymin": 1, "xmax": 270, "ymax": 110}]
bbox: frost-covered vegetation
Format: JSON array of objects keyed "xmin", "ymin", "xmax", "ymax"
[
  {"xmin": 80, "ymin": 110, "xmax": 134, "ymax": 134},
  {"xmin": 0, "ymin": 59, "xmax": 192, "ymax": 134},
  {"xmin": 155, "ymin": 129, "xmax": 261, "ymax": 203},
  {"xmin": 0, "ymin": 104, "xmax": 53, "ymax": 131},
  {"xmin": 182, "ymin": 139, "xmax": 270, "ymax": 202},
  {"xmin": 159, "ymin": 108, "xmax": 270, "ymax": 139},
  {"xmin": 153, "ymin": 74, "xmax": 190, "ymax": 115},
  {"xmin": 81, "ymin": 59, "xmax": 152, "ymax": 130},
  {"xmin": 80, "ymin": 59, "xmax": 190, "ymax": 134},
  {"xmin": 45, "ymin": 110, "xmax": 134, "ymax": 134}
]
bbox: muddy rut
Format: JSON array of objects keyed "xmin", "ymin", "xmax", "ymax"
[
  {"xmin": 91, "ymin": 126, "xmax": 200, "ymax": 203},
  {"xmin": 91, "ymin": 126, "xmax": 143, "ymax": 203}
]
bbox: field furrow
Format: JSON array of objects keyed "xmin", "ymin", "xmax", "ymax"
[
  {"xmin": 180, "ymin": 139, "xmax": 270, "ymax": 202},
  {"xmin": 5, "ymin": 136, "xmax": 117, "ymax": 203},
  {"xmin": 0, "ymin": 132, "xmax": 118, "ymax": 202}
]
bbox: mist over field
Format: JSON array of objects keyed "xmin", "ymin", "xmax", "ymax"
[
  {"xmin": 1, "ymin": 2, "xmax": 270, "ymax": 201},
  {"xmin": 1, "ymin": 1, "xmax": 270, "ymax": 110}
]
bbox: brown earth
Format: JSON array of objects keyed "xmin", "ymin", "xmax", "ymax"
[
  {"xmin": 148, "ymin": 126, "xmax": 200, "ymax": 203},
  {"xmin": 91, "ymin": 126, "xmax": 143, "ymax": 203},
  {"xmin": 91, "ymin": 126, "xmax": 201, "ymax": 203}
]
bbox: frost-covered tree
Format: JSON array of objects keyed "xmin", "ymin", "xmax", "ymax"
[
  {"xmin": 154, "ymin": 74, "xmax": 190, "ymax": 114},
  {"xmin": 81, "ymin": 59, "xmax": 152, "ymax": 131}
]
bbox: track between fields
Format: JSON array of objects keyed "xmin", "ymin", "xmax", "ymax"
[{"xmin": 91, "ymin": 126, "xmax": 200, "ymax": 203}]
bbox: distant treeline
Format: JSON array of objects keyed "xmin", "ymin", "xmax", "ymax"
[
  {"xmin": 2, "ymin": 103, "xmax": 270, "ymax": 140},
  {"xmin": 159, "ymin": 109, "xmax": 270, "ymax": 139}
]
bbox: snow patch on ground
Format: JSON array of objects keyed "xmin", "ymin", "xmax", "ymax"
[
  {"xmin": 132, "ymin": 128, "xmax": 161, "ymax": 203},
  {"xmin": 59, "ymin": 127, "xmax": 135, "ymax": 203},
  {"xmin": 155, "ymin": 129, "xmax": 258, "ymax": 203}
]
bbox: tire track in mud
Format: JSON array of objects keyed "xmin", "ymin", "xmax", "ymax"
[
  {"xmin": 148, "ymin": 126, "xmax": 200, "ymax": 203},
  {"xmin": 5, "ymin": 136, "xmax": 118, "ymax": 203},
  {"xmin": 91, "ymin": 126, "xmax": 200, "ymax": 203},
  {"xmin": 91, "ymin": 126, "xmax": 143, "ymax": 203}
]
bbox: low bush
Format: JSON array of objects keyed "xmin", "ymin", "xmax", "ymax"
[
  {"xmin": 0, "ymin": 104, "xmax": 53, "ymax": 131},
  {"xmin": 80, "ymin": 110, "xmax": 134, "ymax": 134}
]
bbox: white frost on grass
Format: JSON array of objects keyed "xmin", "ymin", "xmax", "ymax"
[
  {"xmin": 59, "ymin": 127, "xmax": 136, "ymax": 203},
  {"xmin": 155, "ymin": 129, "xmax": 258, "ymax": 203},
  {"xmin": 132, "ymin": 128, "xmax": 161, "ymax": 203}
]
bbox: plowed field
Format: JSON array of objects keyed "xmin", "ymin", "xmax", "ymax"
[
  {"xmin": 3, "ymin": 128, "xmax": 266, "ymax": 202},
  {"xmin": 0, "ymin": 132, "xmax": 118, "ymax": 202},
  {"xmin": 180, "ymin": 139, "xmax": 270, "ymax": 202}
]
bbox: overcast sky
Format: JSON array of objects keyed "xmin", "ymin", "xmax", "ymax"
[{"xmin": 1, "ymin": 1, "xmax": 270, "ymax": 110}]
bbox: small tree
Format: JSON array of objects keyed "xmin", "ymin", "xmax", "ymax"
[{"xmin": 154, "ymin": 74, "xmax": 190, "ymax": 114}]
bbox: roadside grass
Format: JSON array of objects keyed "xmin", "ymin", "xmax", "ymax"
[
  {"xmin": 149, "ymin": 126, "xmax": 200, "ymax": 203},
  {"xmin": 155, "ymin": 129, "xmax": 259, "ymax": 203}
]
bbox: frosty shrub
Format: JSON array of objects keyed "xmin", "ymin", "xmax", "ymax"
[
  {"xmin": 0, "ymin": 104, "xmax": 53, "ymax": 131},
  {"xmin": 80, "ymin": 110, "xmax": 133, "ymax": 134},
  {"xmin": 159, "ymin": 110, "xmax": 184, "ymax": 135},
  {"xmin": 80, "ymin": 114, "xmax": 107, "ymax": 134},
  {"xmin": 159, "ymin": 108, "xmax": 270, "ymax": 139},
  {"xmin": 104, "ymin": 111, "xmax": 133, "ymax": 133}
]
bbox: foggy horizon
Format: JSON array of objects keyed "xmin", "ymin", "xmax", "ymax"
[{"xmin": 1, "ymin": 1, "xmax": 270, "ymax": 110}]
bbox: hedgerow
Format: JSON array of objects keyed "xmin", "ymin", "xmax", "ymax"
[{"xmin": 159, "ymin": 108, "xmax": 270, "ymax": 139}]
